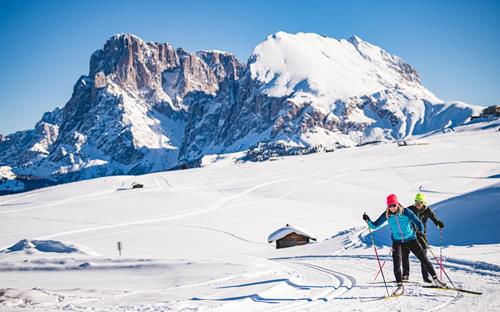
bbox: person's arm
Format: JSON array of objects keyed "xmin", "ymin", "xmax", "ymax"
[
  {"xmin": 427, "ymin": 207, "xmax": 444, "ymax": 228},
  {"xmin": 405, "ymin": 208, "xmax": 424, "ymax": 233},
  {"xmin": 368, "ymin": 211, "xmax": 388, "ymax": 229}
]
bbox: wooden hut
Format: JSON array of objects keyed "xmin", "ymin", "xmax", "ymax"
[
  {"xmin": 131, "ymin": 182, "xmax": 144, "ymax": 189},
  {"xmin": 268, "ymin": 224, "xmax": 317, "ymax": 249},
  {"xmin": 482, "ymin": 105, "xmax": 500, "ymax": 117}
]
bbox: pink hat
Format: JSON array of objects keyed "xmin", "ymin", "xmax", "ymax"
[{"xmin": 387, "ymin": 194, "xmax": 399, "ymax": 206}]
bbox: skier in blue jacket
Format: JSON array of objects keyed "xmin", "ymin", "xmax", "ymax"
[{"xmin": 363, "ymin": 194, "xmax": 446, "ymax": 296}]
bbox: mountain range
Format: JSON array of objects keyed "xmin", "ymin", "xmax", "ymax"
[{"xmin": 0, "ymin": 32, "xmax": 481, "ymax": 194}]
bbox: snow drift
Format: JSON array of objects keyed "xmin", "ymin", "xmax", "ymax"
[
  {"xmin": 365, "ymin": 182, "xmax": 500, "ymax": 246},
  {"xmin": 0, "ymin": 239, "xmax": 99, "ymax": 256}
]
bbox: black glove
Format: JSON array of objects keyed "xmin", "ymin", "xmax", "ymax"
[
  {"xmin": 416, "ymin": 230, "xmax": 424, "ymax": 238},
  {"xmin": 436, "ymin": 221, "xmax": 444, "ymax": 228},
  {"xmin": 363, "ymin": 213, "xmax": 370, "ymax": 222}
]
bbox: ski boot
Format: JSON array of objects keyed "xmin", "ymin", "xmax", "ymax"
[
  {"xmin": 423, "ymin": 276, "xmax": 433, "ymax": 283},
  {"xmin": 392, "ymin": 283, "xmax": 404, "ymax": 296},
  {"xmin": 432, "ymin": 276, "xmax": 447, "ymax": 288}
]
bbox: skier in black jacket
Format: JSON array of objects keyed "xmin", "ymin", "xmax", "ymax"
[{"xmin": 402, "ymin": 193, "xmax": 444, "ymax": 283}]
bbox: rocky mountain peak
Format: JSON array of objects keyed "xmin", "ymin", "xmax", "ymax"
[
  {"xmin": 89, "ymin": 34, "xmax": 179, "ymax": 93},
  {"xmin": 347, "ymin": 35, "xmax": 364, "ymax": 44}
]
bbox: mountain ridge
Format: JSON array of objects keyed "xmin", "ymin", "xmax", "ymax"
[{"xmin": 0, "ymin": 32, "xmax": 482, "ymax": 194}]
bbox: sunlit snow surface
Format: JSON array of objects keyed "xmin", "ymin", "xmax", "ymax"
[{"xmin": 0, "ymin": 119, "xmax": 499, "ymax": 311}]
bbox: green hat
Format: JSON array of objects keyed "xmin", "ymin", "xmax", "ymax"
[{"xmin": 415, "ymin": 193, "xmax": 426, "ymax": 204}]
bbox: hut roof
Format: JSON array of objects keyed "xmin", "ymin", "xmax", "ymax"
[{"xmin": 268, "ymin": 225, "xmax": 317, "ymax": 243}]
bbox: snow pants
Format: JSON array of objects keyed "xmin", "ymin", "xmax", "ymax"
[
  {"xmin": 392, "ymin": 239, "xmax": 436, "ymax": 283},
  {"xmin": 402, "ymin": 235, "xmax": 430, "ymax": 279}
]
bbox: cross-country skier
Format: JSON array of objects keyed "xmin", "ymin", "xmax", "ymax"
[
  {"xmin": 402, "ymin": 193, "xmax": 444, "ymax": 283},
  {"xmin": 363, "ymin": 194, "xmax": 447, "ymax": 296}
]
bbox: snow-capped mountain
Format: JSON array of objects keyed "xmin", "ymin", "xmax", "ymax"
[
  {"xmin": 0, "ymin": 32, "xmax": 482, "ymax": 193},
  {"xmin": 179, "ymin": 32, "xmax": 480, "ymax": 161}
]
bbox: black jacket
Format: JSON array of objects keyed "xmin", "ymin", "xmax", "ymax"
[{"xmin": 407, "ymin": 204, "xmax": 442, "ymax": 235}]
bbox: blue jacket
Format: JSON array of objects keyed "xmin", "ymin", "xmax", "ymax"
[{"xmin": 368, "ymin": 208, "xmax": 424, "ymax": 243}]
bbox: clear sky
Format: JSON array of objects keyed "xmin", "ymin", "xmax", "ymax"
[{"xmin": 0, "ymin": 0, "xmax": 499, "ymax": 135}]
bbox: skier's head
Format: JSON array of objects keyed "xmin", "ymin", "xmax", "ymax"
[
  {"xmin": 386, "ymin": 194, "xmax": 403, "ymax": 217},
  {"xmin": 387, "ymin": 194, "xmax": 399, "ymax": 207},
  {"xmin": 415, "ymin": 193, "xmax": 426, "ymax": 209}
]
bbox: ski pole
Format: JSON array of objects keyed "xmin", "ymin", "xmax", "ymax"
[
  {"xmin": 365, "ymin": 220, "xmax": 390, "ymax": 297},
  {"xmin": 373, "ymin": 249, "xmax": 392, "ymax": 281},
  {"xmin": 421, "ymin": 236, "xmax": 456, "ymax": 288},
  {"xmin": 440, "ymin": 228, "xmax": 443, "ymax": 280}
]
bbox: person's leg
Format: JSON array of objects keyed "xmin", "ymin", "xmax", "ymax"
[
  {"xmin": 406, "ymin": 239, "xmax": 437, "ymax": 278},
  {"xmin": 417, "ymin": 236, "xmax": 431, "ymax": 281},
  {"xmin": 420, "ymin": 248, "xmax": 431, "ymax": 280},
  {"xmin": 392, "ymin": 242, "xmax": 403, "ymax": 283},
  {"xmin": 402, "ymin": 246, "xmax": 410, "ymax": 279}
]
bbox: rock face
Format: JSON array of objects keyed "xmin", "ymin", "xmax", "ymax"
[
  {"xmin": 0, "ymin": 108, "xmax": 62, "ymax": 169},
  {"xmin": 0, "ymin": 32, "xmax": 481, "ymax": 194}
]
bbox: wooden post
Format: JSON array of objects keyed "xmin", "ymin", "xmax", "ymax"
[{"xmin": 117, "ymin": 241, "xmax": 122, "ymax": 256}]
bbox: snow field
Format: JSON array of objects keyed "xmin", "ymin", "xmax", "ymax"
[{"xmin": 0, "ymin": 120, "xmax": 499, "ymax": 311}]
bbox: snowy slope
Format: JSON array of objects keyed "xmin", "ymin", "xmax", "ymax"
[{"xmin": 0, "ymin": 119, "xmax": 499, "ymax": 311}]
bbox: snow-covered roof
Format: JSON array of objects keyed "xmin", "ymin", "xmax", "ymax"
[{"xmin": 268, "ymin": 225, "xmax": 317, "ymax": 243}]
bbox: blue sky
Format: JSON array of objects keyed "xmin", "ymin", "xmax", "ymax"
[{"xmin": 0, "ymin": 0, "xmax": 499, "ymax": 135}]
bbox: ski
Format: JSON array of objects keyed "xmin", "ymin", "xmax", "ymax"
[{"xmin": 422, "ymin": 285, "xmax": 482, "ymax": 295}]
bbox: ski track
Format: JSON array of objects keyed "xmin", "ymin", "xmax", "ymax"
[
  {"xmin": 226, "ymin": 155, "xmax": 391, "ymax": 210},
  {"xmin": 169, "ymin": 224, "xmax": 267, "ymax": 245},
  {"xmin": 0, "ymin": 192, "xmax": 40, "ymax": 206},
  {"xmin": 0, "ymin": 177, "xmax": 165, "ymax": 216},
  {"xmin": 39, "ymin": 270, "xmax": 281, "ymax": 310},
  {"xmin": 25, "ymin": 177, "xmax": 296, "ymax": 242},
  {"xmin": 264, "ymin": 229, "xmax": 488, "ymax": 312},
  {"xmin": 192, "ymin": 259, "xmax": 358, "ymax": 312},
  {"xmin": 427, "ymin": 292, "xmax": 461, "ymax": 312},
  {"xmin": 0, "ymin": 226, "xmax": 494, "ymax": 311},
  {"xmin": 71, "ymin": 222, "xmax": 267, "ymax": 246},
  {"xmin": 257, "ymin": 261, "xmax": 356, "ymax": 312}
]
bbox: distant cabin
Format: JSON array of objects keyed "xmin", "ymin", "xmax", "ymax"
[
  {"xmin": 268, "ymin": 224, "xmax": 317, "ymax": 249},
  {"xmin": 471, "ymin": 105, "xmax": 500, "ymax": 120},
  {"xmin": 482, "ymin": 105, "xmax": 500, "ymax": 117},
  {"xmin": 131, "ymin": 182, "xmax": 144, "ymax": 189}
]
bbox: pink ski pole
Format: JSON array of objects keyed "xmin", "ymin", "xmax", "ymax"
[
  {"xmin": 366, "ymin": 220, "xmax": 390, "ymax": 296},
  {"xmin": 373, "ymin": 249, "xmax": 392, "ymax": 281},
  {"xmin": 440, "ymin": 228, "xmax": 443, "ymax": 280}
]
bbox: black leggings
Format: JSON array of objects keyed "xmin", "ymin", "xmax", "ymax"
[
  {"xmin": 402, "ymin": 236, "xmax": 430, "ymax": 279},
  {"xmin": 392, "ymin": 239, "xmax": 436, "ymax": 283}
]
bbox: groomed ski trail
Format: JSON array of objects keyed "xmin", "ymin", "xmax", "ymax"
[{"xmin": 24, "ymin": 177, "xmax": 296, "ymax": 242}]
